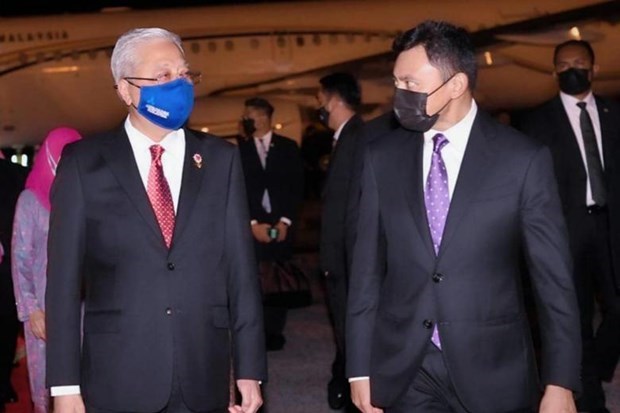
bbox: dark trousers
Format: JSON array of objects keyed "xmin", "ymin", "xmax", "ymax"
[
  {"xmin": 325, "ymin": 271, "xmax": 347, "ymax": 383},
  {"xmin": 0, "ymin": 310, "xmax": 18, "ymax": 402},
  {"xmin": 387, "ymin": 345, "xmax": 535, "ymax": 413},
  {"xmin": 571, "ymin": 208, "xmax": 620, "ymax": 409}
]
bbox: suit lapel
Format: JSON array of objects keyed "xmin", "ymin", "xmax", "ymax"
[
  {"xmin": 101, "ymin": 128, "xmax": 162, "ymax": 243},
  {"xmin": 596, "ymin": 96, "xmax": 616, "ymax": 174},
  {"xmin": 171, "ymin": 130, "xmax": 207, "ymax": 248},
  {"xmin": 552, "ymin": 97, "xmax": 587, "ymax": 176},
  {"xmin": 438, "ymin": 112, "xmax": 495, "ymax": 257},
  {"xmin": 402, "ymin": 129, "xmax": 435, "ymax": 257}
]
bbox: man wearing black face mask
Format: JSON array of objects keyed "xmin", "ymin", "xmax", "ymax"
[
  {"xmin": 316, "ymin": 72, "xmax": 364, "ymax": 410},
  {"xmin": 347, "ymin": 21, "xmax": 580, "ymax": 413},
  {"xmin": 521, "ymin": 40, "xmax": 620, "ymax": 413},
  {"xmin": 236, "ymin": 97, "xmax": 304, "ymax": 352}
]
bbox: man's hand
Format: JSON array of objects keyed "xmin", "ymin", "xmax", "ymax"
[
  {"xmin": 29, "ymin": 309, "xmax": 46, "ymax": 340},
  {"xmin": 251, "ymin": 223, "xmax": 272, "ymax": 243},
  {"xmin": 54, "ymin": 394, "xmax": 85, "ymax": 413},
  {"xmin": 539, "ymin": 385, "xmax": 576, "ymax": 413},
  {"xmin": 351, "ymin": 379, "xmax": 383, "ymax": 413},
  {"xmin": 228, "ymin": 379, "xmax": 262, "ymax": 413},
  {"xmin": 274, "ymin": 221, "xmax": 289, "ymax": 242}
]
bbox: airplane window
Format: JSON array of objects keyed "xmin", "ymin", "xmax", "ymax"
[
  {"xmin": 312, "ymin": 34, "xmax": 321, "ymax": 46},
  {"xmin": 208, "ymin": 41, "xmax": 217, "ymax": 52},
  {"xmin": 250, "ymin": 38, "xmax": 260, "ymax": 49},
  {"xmin": 71, "ymin": 50, "xmax": 80, "ymax": 61},
  {"xmin": 277, "ymin": 36, "xmax": 287, "ymax": 48},
  {"xmin": 329, "ymin": 34, "xmax": 338, "ymax": 44},
  {"xmin": 296, "ymin": 36, "xmax": 305, "ymax": 47},
  {"xmin": 225, "ymin": 40, "xmax": 234, "ymax": 51},
  {"xmin": 191, "ymin": 42, "xmax": 200, "ymax": 54}
]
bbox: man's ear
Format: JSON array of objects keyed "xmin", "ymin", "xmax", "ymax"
[
  {"xmin": 116, "ymin": 79, "xmax": 133, "ymax": 106},
  {"xmin": 450, "ymin": 72, "xmax": 469, "ymax": 98}
]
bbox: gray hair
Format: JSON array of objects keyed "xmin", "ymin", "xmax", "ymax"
[{"xmin": 110, "ymin": 28, "xmax": 184, "ymax": 84}]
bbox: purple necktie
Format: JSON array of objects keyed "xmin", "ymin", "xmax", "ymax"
[{"xmin": 425, "ymin": 133, "xmax": 450, "ymax": 349}]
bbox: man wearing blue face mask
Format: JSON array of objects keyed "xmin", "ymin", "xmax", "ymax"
[
  {"xmin": 347, "ymin": 20, "xmax": 580, "ymax": 413},
  {"xmin": 521, "ymin": 40, "xmax": 620, "ymax": 413},
  {"xmin": 45, "ymin": 28, "xmax": 266, "ymax": 413}
]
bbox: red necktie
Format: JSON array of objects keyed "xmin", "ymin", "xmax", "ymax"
[{"xmin": 147, "ymin": 145, "xmax": 175, "ymax": 248}]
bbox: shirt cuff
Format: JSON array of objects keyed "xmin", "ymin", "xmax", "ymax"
[
  {"xmin": 50, "ymin": 385, "xmax": 81, "ymax": 396},
  {"xmin": 279, "ymin": 217, "xmax": 292, "ymax": 226},
  {"xmin": 348, "ymin": 376, "xmax": 370, "ymax": 383},
  {"xmin": 250, "ymin": 219, "xmax": 258, "ymax": 226}
]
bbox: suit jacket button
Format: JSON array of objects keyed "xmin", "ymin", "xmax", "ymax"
[
  {"xmin": 432, "ymin": 273, "xmax": 443, "ymax": 283},
  {"xmin": 423, "ymin": 319, "xmax": 433, "ymax": 329},
  {"xmin": 167, "ymin": 262, "xmax": 175, "ymax": 271},
  {"xmin": 165, "ymin": 308, "xmax": 172, "ymax": 315}
]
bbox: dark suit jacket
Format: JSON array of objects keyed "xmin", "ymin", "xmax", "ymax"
[
  {"xmin": 236, "ymin": 133, "xmax": 303, "ymax": 260},
  {"xmin": 320, "ymin": 115, "xmax": 365, "ymax": 280},
  {"xmin": 346, "ymin": 110, "xmax": 581, "ymax": 412},
  {"xmin": 45, "ymin": 127, "xmax": 267, "ymax": 411},
  {"xmin": 0, "ymin": 159, "xmax": 26, "ymax": 316},
  {"xmin": 520, "ymin": 95, "xmax": 620, "ymax": 287}
]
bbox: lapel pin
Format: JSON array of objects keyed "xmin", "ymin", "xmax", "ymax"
[{"xmin": 193, "ymin": 153, "xmax": 203, "ymax": 169}]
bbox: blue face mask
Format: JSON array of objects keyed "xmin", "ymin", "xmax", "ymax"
[{"xmin": 131, "ymin": 78, "xmax": 194, "ymax": 130}]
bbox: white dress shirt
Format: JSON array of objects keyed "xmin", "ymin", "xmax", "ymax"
[
  {"xmin": 559, "ymin": 91, "xmax": 604, "ymax": 206},
  {"xmin": 50, "ymin": 118, "xmax": 186, "ymax": 397},
  {"xmin": 349, "ymin": 99, "xmax": 478, "ymax": 383}
]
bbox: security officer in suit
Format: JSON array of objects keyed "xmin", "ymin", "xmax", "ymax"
[{"xmin": 521, "ymin": 40, "xmax": 620, "ymax": 413}]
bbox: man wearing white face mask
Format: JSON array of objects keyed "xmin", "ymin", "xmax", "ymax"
[{"xmin": 46, "ymin": 27, "xmax": 266, "ymax": 413}]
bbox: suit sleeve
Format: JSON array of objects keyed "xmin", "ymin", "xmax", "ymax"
[
  {"xmin": 346, "ymin": 147, "xmax": 384, "ymax": 378},
  {"xmin": 225, "ymin": 149, "xmax": 268, "ymax": 381},
  {"xmin": 519, "ymin": 145, "xmax": 581, "ymax": 391},
  {"xmin": 45, "ymin": 145, "xmax": 86, "ymax": 387}
]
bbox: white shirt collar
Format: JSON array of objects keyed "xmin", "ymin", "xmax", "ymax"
[
  {"xmin": 560, "ymin": 90, "xmax": 596, "ymax": 111},
  {"xmin": 254, "ymin": 130, "xmax": 273, "ymax": 147},
  {"xmin": 124, "ymin": 117, "xmax": 185, "ymax": 161},
  {"xmin": 333, "ymin": 116, "xmax": 353, "ymax": 142},
  {"xmin": 424, "ymin": 99, "xmax": 478, "ymax": 152}
]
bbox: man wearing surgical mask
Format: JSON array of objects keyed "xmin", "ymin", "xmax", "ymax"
[
  {"xmin": 347, "ymin": 21, "xmax": 580, "ymax": 413},
  {"xmin": 236, "ymin": 98, "xmax": 303, "ymax": 352},
  {"xmin": 521, "ymin": 40, "xmax": 620, "ymax": 413},
  {"xmin": 46, "ymin": 28, "xmax": 266, "ymax": 413}
]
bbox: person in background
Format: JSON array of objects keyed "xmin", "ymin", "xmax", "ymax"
[
  {"xmin": 316, "ymin": 72, "xmax": 364, "ymax": 411},
  {"xmin": 236, "ymin": 97, "xmax": 304, "ymax": 351},
  {"xmin": 11, "ymin": 127, "xmax": 82, "ymax": 413},
  {"xmin": 520, "ymin": 39, "xmax": 620, "ymax": 413}
]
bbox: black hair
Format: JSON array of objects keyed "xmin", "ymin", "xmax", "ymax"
[
  {"xmin": 244, "ymin": 97, "xmax": 274, "ymax": 118},
  {"xmin": 319, "ymin": 72, "xmax": 362, "ymax": 110},
  {"xmin": 554, "ymin": 40, "xmax": 595, "ymax": 65},
  {"xmin": 392, "ymin": 20, "xmax": 477, "ymax": 90}
]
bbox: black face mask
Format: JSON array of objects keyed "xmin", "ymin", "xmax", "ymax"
[
  {"xmin": 393, "ymin": 75, "xmax": 454, "ymax": 132},
  {"xmin": 241, "ymin": 118, "xmax": 256, "ymax": 137},
  {"xmin": 317, "ymin": 107, "xmax": 330, "ymax": 127},
  {"xmin": 557, "ymin": 68, "xmax": 591, "ymax": 96}
]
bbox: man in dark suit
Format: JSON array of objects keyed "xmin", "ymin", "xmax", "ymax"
[
  {"xmin": 347, "ymin": 21, "xmax": 581, "ymax": 413},
  {"xmin": 520, "ymin": 40, "xmax": 620, "ymax": 413},
  {"xmin": 316, "ymin": 72, "xmax": 364, "ymax": 410},
  {"xmin": 0, "ymin": 158, "xmax": 26, "ymax": 411},
  {"xmin": 236, "ymin": 98, "xmax": 303, "ymax": 351},
  {"xmin": 46, "ymin": 28, "xmax": 266, "ymax": 413}
]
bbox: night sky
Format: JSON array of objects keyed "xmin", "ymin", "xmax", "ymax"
[{"xmin": 0, "ymin": 0, "xmax": 301, "ymax": 17}]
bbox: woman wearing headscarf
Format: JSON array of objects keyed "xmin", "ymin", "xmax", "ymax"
[{"xmin": 11, "ymin": 127, "xmax": 81, "ymax": 413}]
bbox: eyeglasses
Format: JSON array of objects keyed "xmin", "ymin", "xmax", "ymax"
[{"xmin": 124, "ymin": 70, "xmax": 202, "ymax": 86}]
